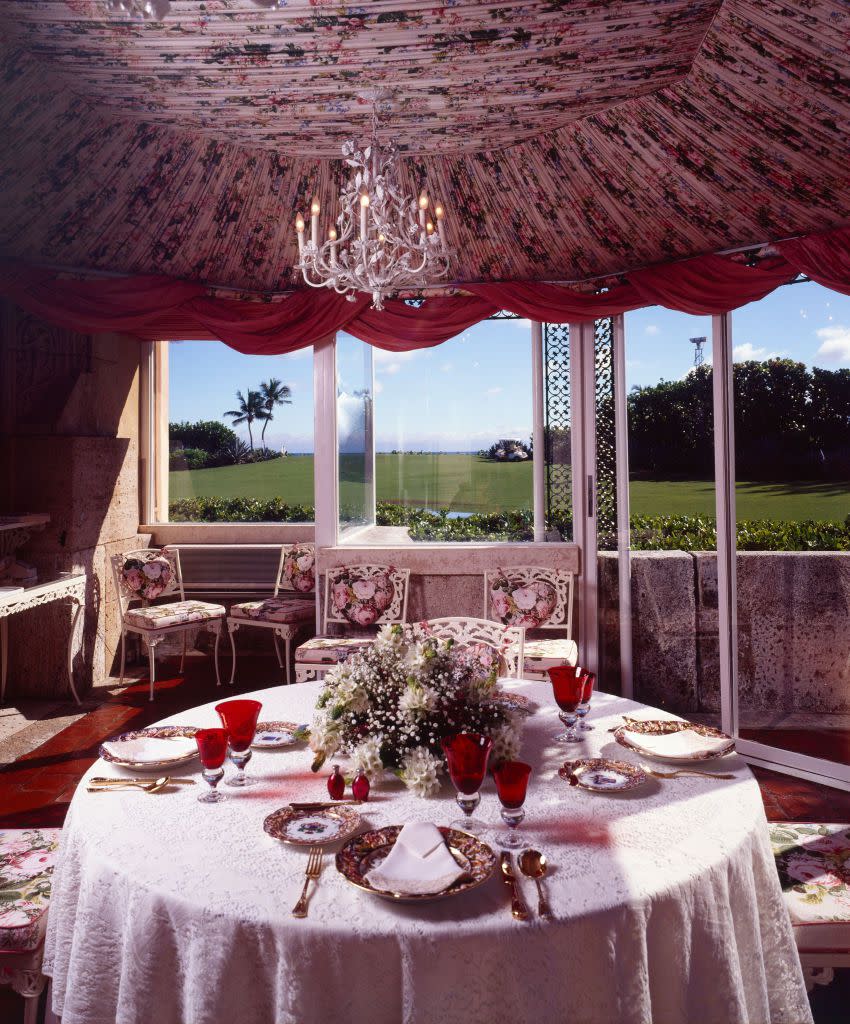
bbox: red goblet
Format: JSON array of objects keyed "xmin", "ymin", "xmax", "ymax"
[
  {"xmin": 442, "ymin": 733, "xmax": 492, "ymax": 835},
  {"xmin": 216, "ymin": 699, "xmax": 262, "ymax": 787},
  {"xmin": 548, "ymin": 666, "xmax": 585, "ymax": 743},
  {"xmin": 493, "ymin": 761, "xmax": 532, "ymax": 848},
  {"xmin": 577, "ymin": 670, "xmax": 596, "ymax": 731},
  {"xmin": 195, "ymin": 727, "xmax": 228, "ymax": 803}
]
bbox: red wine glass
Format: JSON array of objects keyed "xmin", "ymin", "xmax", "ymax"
[
  {"xmin": 195, "ymin": 727, "xmax": 228, "ymax": 803},
  {"xmin": 548, "ymin": 666, "xmax": 585, "ymax": 743},
  {"xmin": 492, "ymin": 761, "xmax": 532, "ymax": 848},
  {"xmin": 216, "ymin": 699, "xmax": 262, "ymax": 787},
  {"xmin": 442, "ymin": 733, "xmax": 492, "ymax": 835},
  {"xmin": 576, "ymin": 670, "xmax": 596, "ymax": 731}
]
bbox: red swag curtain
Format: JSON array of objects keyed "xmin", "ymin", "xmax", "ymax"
[{"xmin": 2, "ymin": 224, "xmax": 849, "ymax": 354}]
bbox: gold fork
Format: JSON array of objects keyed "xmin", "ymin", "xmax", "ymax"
[
  {"xmin": 292, "ymin": 846, "xmax": 323, "ymax": 918},
  {"xmin": 640, "ymin": 763, "xmax": 736, "ymax": 780}
]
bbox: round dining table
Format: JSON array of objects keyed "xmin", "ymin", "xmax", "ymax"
[{"xmin": 44, "ymin": 680, "xmax": 812, "ymax": 1024}]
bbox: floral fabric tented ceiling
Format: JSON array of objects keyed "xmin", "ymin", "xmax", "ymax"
[{"xmin": 0, "ymin": 0, "xmax": 848, "ymax": 293}]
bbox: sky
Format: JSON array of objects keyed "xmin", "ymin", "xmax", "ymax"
[{"xmin": 168, "ymin": 280, "xmax": 850, "ymax": 453}]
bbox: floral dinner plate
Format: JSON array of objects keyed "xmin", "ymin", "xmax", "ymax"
[
  {"xmin": 613, "ymin": 720, "xmax": 735, "ymax": 763},
  {"xmin": 336, "ymin": 825, "xmax": 497, "ymax": 902},
  {"xmin": 559, "ymin": 758, "xmax": 648, "ymax": 793},
  {"xmin": 263, "ymin": 805, "xmax": 363, "ymax": 847},
  {"xmin": 99, "ymin": 726, "xmax": 199, "ymax": 771},
  {"xmin": 251, "ymin": 721, "xmax": 308, "ymax": 749}
]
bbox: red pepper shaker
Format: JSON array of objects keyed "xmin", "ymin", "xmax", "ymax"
[
  {"xmin": 327, "ymin": 764, "xmax": 345, "ymax": 800},
  {"xmin": 352, "ymin": 768, "xmax": 370, "ymax": 802}
]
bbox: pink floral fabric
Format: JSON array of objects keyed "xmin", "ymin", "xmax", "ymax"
[
  {"xmin": 121, "ymin": 556, "xmax": 174, "ymax": 601},
  {"xmin": 490, "ymin": 573, "xmax": 558, "ymax": 628},
  {"xmin": 769, "ymin": 823, "xmax": 850, "ymax": 930},
  {"xmin": 230, "ymin": 597, "xmax": 314, "ymax": 625},
  {"xmin": 453, "ymin": 642, "xmax": 507, "ymax": 682},
  {"xmin": 125, "ymin": 600, "xmax": 224, "ymax": 631},
  {"xmin": 330, "ymin": 570, "xmax": 395, "ymax": 628},
  {"xmin": 522, "ymin": 638, "xmax": 579, "ymax": 674},
  {"xmin": 0, "ymin": 828, "xmax": 61, "ymax": 952},
  {"xmin": 294, "ymin": 636, "xmax": 373, "ymax": 666},
  {"xmin": 280, "ymin": 545, "xmax": 315, "ymax": 595}
]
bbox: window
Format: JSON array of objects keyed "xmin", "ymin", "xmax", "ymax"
[{"xmin": 163, "ymin": 340, "xmax": 314, "ymax": 523}]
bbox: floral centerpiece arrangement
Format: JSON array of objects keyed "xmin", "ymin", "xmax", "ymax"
[{"xmin": 309, "ymin": 623, "xmax": 522, "ymax": 796}]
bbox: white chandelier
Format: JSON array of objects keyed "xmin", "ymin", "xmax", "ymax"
[
  {"xmin": 104, "ymin": 1, "xmax": 292, "ymax": 18},
  {"xmin": 294, "ymin": 132, "xmax": 451, "ymax": 311}
]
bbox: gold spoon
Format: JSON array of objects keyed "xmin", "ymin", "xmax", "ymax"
[
  {"xmin": 87, "ymin": 776, "xmax": 171, "ymax": 792},
  {"xmin": 518, "ymin": 849, "xmax": 551, "ymax": 919},
  {"xmin": 90, "ymin": 776, "xmax": 195, "ymax": 786},
  {"xmin": 639, "ymin": 763, "xmax": 735, "ymax": 780}
]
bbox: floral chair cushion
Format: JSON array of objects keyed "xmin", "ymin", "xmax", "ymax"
[
  {"xmin": 330, "ymin": 570, "xmax": 395, "ymax": 627},
  {"xmin": 294, "ymin": 636, "xmax": 374, "ymax": 666},
  {"xmin": 0, "ymin": 828, "xmax": 61, "ymax": 952},
  {"xmin": 280, "ymin": 545, "xmax": 316, "ymax": 595},
  {"xmin": 453, "ymin": 641, "xmax": 507, "ymax": 682},
  {"xmin": 230, "ymin": 597, "xmax": 314, "ymax": 625},
  {"xmin": 522, "ymin": 637, "xmax": 579, "ymax": 674},
  {"xmin": 489, "ymin": 573, "xmax": 558, "ymax": 628},
  {"xmin": 125, "ymin": 599, "xmax": 225, "ymax": 631},
  {"xmin": 769, "ymin": 822, "xmax": 850, "ymax": 951},
  {"xmin": 121, "ymin": 556, "xmax": 174, "ymax": 601}
]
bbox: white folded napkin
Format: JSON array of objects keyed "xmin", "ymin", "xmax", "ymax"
[
  {"xmin": 622, "ymin": 728, "xmax": 732, "ymax": 759},
  {"xmin": 102, "ymin": 736, "xmax": 197, "ymax": 763},
  {"xmin": 365, "ymin": 822, "xmax": 467, "ymax": 896}
]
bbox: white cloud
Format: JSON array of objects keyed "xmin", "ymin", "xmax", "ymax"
[
  {"xmin": 440, "ymin": 362, "xmax": 454, "ymax": 373},
  {"xmin": 644, "ymin": 324, "xmax": 660, "ymax": 336},
  {"xmin": 733, "ymin": 342, "xmax": 767, "ymax": 361},
  {"xmin": 509, "ymin": 318, "xmax": 533, "ymax": 331},
  {"xmin": 373, "ymin": 379, "xmax": 384, "ymax": 394},
  {"xmin": 485, "ymin": 386, "xmax": 504, "ymax": 396},
  {"xmin": 816, "ymin": 325, "xmax": 850, "ymax": 363},
  {"xmin": 800, "ymin": 308, "xmax": 808, "ymax": 319},
  {"xmin": 373, "ymin": 348, "xmax": 421, "ymax": 375},
  {"xmin": 277, "ymin": 346, "xmax": 312, "ymax": 360}
]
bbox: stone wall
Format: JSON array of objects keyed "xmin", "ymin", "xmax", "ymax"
[
  {"xmin": 0, "ymin": 302, "xmax": 145, "ymax": 698},
  {"xmin": 600, "ymin": 550, "xmax": 850, "ymax": 716}
]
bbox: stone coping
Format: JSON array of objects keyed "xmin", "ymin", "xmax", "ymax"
[{"xmin": 318, "ymin": 542, "xmax": 580, "ymax": 575}]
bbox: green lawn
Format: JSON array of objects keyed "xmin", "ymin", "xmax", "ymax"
[{"xmin": 170, "ymin": 455, "xmax": 850, "ymax": 522}]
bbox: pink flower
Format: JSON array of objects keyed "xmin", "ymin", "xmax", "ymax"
[
  {"xmin": 332, "ymin": 582, "xmax": 350, "ymax": 610},
  {"xmin": 517, "ymin": 613, "xmax": 541, "ymax": 628},
  {"xmin": 786, "ymin": 854, "xmax": 840, "ymax": 887},
  {"xmin": 512, "ymin": 586, "xmax": 537, "ymax": 611},
  {"xmin": 373, "ymin": 584, "xmax": 392, "ymax": 612},
  {"xmin": 350, "ymin": 603, "xmax": 378, "ymax": 626},
  {"xmin": 124, "ymin": 568, "xmax": 144, "ymax": 591},
  {"xmin": 10, "ymin": 850, "xmax": 53, "ymax": 878},
  {"xmin": 146, "ymin": 583, "xmax": 165, "ymax": 600},
  {"xmin": 804, "ymin": 833, "xmax": 850, "ymax": 855},
  {"xmin": 491, "ymin": 590, "xmax": 511, "ymax": 620},
  {"xmin": 143, "ymin": 561, "xmax": 163, "ymax": 580},
  {"xmin": 295, "ymin": 574, "xmax": 314, "ymax": 593},
  {"xmin": 352, "ymin": 579, "xmax": 376, "ymax": 600},
  {"xmin": 296, "ymin": 553, "xmax": 314, "ymax": 572},
  {"xmin": 284, "ymin": 560, "xmax": 295, "ymax": 579}
]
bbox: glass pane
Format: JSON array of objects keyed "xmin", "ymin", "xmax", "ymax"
[
  {"xmin": 370, "ymin": 317, "xmax": 533, "ymax": 542},
  {"xmin": 543, "ymin": 322, "xmax": 572, "ymax": 542},
  {"xmin": 167, "ymin": 340, "xmax": 314, "ymax": 522},
  {"xmin": 732, "ymin": 281, "xmax": 850, "ymax": 766},
  {"xmin": 617, "ymin": 308, "xmax": 721, "ymax": 727},
  {"xmin": 337, "ymin": 332, "xmax": 374, "ymax": 535}
]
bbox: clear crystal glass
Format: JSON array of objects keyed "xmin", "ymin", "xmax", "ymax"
[{"xmin": 198, "ymin": 765, "xmax": 226, "ymax": 803}]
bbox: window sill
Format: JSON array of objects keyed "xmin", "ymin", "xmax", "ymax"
[{"xmin": 141, "ymin": 522, "xmax": 316, "ymax": 545}]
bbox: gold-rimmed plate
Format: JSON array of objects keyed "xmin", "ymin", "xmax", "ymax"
[
  {"xmin": 560, "ymin": 758, "xmax": 648, "ymax": 793},
  {"xmin": 99, "ymin": 726, "xmax": 199, "ymax": 771},
  {"xmin": 613, "ymin": 721, "xmax": 735, "ymax": 763},
  {"xmin": 336, "ymin": 825, "xmax": 497, "ymax": 902},
  {"xmin": 251, "ymin": 721, "xmax": 308, "ymax": 749},
  {"xmin": 263, "ymin": 805, "xmax": 363, "ymax": 847}
]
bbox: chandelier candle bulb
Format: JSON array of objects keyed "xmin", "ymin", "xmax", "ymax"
[
  {"xmin": 295, "ymin": 213, "xmax": 305, "ymax": 253},
  {"xmin": 328, "ymin": 226, "xmax": 338, "ymax": 263},
  {"xmin": 360, "ymin": 193, "xmax": 369, "ymax": 240},
  {"xmin": 310, "ymin": 198, "xmax": 320, "ymax": 247}
]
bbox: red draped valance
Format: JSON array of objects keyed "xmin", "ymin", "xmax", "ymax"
[{"xmin": 2, "ymin": 224, "xmax": 849, "ymax": 354}]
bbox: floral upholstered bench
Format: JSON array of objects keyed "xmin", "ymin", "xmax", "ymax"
[
  {"xmin": 769, "ymin": 821, "xmax": 850, "ymax": 991},
  {"xmin": 0, "ymin": 828, "xmax": 62, "ymax": 1024}
]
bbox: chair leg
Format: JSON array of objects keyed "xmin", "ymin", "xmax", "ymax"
[
  {"xmin": 212, "ymin": 624, "xmax": 222, "ymax": 688},
  {"xmin": 272, "ymin": 631, "xmax": 284, "ymax": 669},
  {"xmin": 147, "ymin": 638, "xmax": 158, "ymax": 702},
  {"xmin": 23, "ymin": 994, "xmax": 39, "ymax": 1024},
  {"xmin": 180, "ymin": 631, "xmax": 187, "ymax": 675},
  {"xmin": 228, "ymin": 623, "xmax": 237, "ymax": 686},
  {"xmin": 119, "ymin": 630, "xmax": 127, "ymax": 685},
  {"xmin": 285, "ymin": 636, "xmax": 292, "ymax": 685}
]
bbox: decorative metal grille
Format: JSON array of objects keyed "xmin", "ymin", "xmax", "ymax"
[
  {"xmin": 542, "ymin": 323, "xmax": 571, "ymax": 538},
  {"xmin": 594, "ymin": 317, "xmax": 618, "ymax": 550}
]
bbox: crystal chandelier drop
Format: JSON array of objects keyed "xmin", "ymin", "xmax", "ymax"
[
  {"xmin": 294, "ymin": 130, "xmax": 451, "ymax": 310},
  {"xmin": 105, "ymin": 0, "xmax": 172, "ymax": 18}
]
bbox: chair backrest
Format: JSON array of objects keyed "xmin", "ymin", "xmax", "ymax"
[
  {"xmin": 111, "ymin": 547, "xmax": 184, "ymax": 622},
  {"xmin": 419, "ymin": 616, "xmax": 525, "ymax": 679},
  {"xmin": 323, "ymin": 564, "xmax": 410, "ymax": 630},
  {"xmin": 484, "ymin": 567, "xmax": 574, "ymax": 638},
  {"xmin": 274, "ymin": 543, "xmax": 316, "ymax": 597}
]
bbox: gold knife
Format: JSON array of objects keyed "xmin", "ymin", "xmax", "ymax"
[
  {"xmin": 89, "ymin": 776, "xmax": 196, "ymax": 785},
  {"xmin": 499, "ymin": 851, "xmax": 530, "ymax": 921},
  {"xmin": 288, "ymin": 799, "xmax": 363, "ymax": 810}
]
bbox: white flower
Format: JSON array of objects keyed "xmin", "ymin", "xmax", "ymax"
[
  {"xmin": 308, "ymin": 712, "xmax": 341, "ymax": 759},
  {"xmin": 296, "ymin": 553, "xmax": 314, "ymax": 571},
  {"xmin": 400, "ymin": 746, "xmax": 442, "ymax": 797},
  {"xmin": 399, "ymin": 682, "xmax": 436, "ymax": 718},
  {"xmin": 352, "ymin": 579, "xmax": 376, "ymax": 600},
  {"xmin": 490, "ymin": 720, "xmax": 522, "ymax": 764},
  {"xmin": 350, "ymin": 735, "xmax": 384, "ymax": 777},
  {"xmin": 512, "ymin": 586, "xmax": 537, "ymax": 610}
]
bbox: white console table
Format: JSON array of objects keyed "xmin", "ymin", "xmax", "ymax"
[{"xmin": 0, "ymin": 573, "xmax": 87, "ymax": 705}]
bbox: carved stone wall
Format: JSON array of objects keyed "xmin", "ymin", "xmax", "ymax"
[{"xmin": 0, "ymin": 301, "xmax": 144, "ymax": 698}]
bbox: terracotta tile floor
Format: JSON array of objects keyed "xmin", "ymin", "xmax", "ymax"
[{"xmin": 2, "ymin": 659, "xmax": 849, "ymax": 1022}]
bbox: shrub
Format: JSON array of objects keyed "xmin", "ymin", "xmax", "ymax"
[
  {"xmin": 169, "ymin": 447, "xmax": 211, "ymax": 471},
  {"xmin": 169, "ymin": 420, "xmax": 237, "ymax": 455}
]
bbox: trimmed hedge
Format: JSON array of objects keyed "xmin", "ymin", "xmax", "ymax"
[{"xmin": 167, "ymin": 497, "xmax": 850, "ymax": 551}]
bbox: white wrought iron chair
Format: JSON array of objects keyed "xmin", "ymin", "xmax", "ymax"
[
  {"xmin": 227, "ymin": 543, "xmax": 316, "ymax": 685},
  {"xmin": 418, "ymin": 617, "xmax": 525, "ymax": 678},
  {"xmin": 484, "ymin": 567, "xmax": 576, "ymax": 679},
  {"xmin": 294, "ymin": 565, "xmax": 410, "ymax": 682},
  {"xmin": 111, "ymin": 548, "xmax": 225, "ymax": 701}
]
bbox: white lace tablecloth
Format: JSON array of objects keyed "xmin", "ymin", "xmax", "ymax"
[{"xmin": 44, "ymin": 682, "xmax": 812, "ymax": 1024}]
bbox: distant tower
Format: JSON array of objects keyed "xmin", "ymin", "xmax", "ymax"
[{"xmin": 690, "ymin": 336, "xmax": 707, "ymax": 367}]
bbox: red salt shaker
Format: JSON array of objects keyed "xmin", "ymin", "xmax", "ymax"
[
  {"xmin": 352, "ymin": 768, "xmax": 370, "ymax": 802},
  {"xmin": 327, "ymin": 764, "xmax": 345, "ymax": 800}
]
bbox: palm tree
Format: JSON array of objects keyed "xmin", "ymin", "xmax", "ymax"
[
  {"xmin": 258, "ymin": 378, "xmax": 292, "ymax": 449},
  {"xmin": 223, "ymin": 389, "xmax": 266, "ymax": 451}
]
